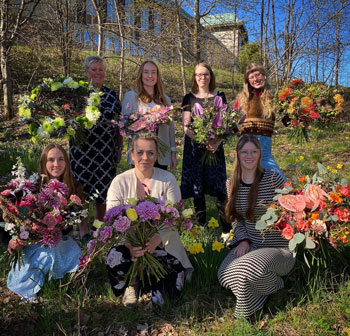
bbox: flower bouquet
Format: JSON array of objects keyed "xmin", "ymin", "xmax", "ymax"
[
  {"xmin": 0, "ymin": 158, "xmax": 88, "ymax": 269},
  {"xmin": 190, "ymin": 96, "xmax": 238, "ymax": 165},
  {"xmin": 119, "ymin": 104, "xmax": 180, "ymax": 158},
  {"xmin": 256, "ymin": 163, "xmax": 350, "ymax": 266},
  {"xmin": 275, "ymin": 78, "xmax": 344, "ymax": 143},
  {"xmin": 86, "ymin": 196, "xmax": 194, "ymax": 287},
  {"xmin": 18, "ymin": 76, "xmax": 103, "ymax": 145}
]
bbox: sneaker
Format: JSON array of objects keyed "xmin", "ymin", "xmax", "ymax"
[{"xmin": 122, "ymin": 282, "xmax": 139, "ymax": 307}]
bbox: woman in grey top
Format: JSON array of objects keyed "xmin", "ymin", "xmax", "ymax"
[{"xmin": 122, "ymin": 61, "xmax": 177, "ymax": 170}]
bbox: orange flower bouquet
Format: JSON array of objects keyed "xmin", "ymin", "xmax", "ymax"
[
  {"xmin": 256, "ymin": 163, "xmax": 350, "ymax": 265},
  {"xmin": 275, "ymin": 79, "xmax": 344, "ymax": 143}
]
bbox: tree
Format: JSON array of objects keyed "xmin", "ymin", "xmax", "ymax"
[{"xmin": 0, "ymin": 0, "xmax": 41, "ymax": 120}]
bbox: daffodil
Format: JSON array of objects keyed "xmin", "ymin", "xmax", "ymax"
[
  {"xmin": 93, "ymin": 219, "xmax": 104, "ymax": 229},
  {"xmin": 212, "ymin": 240, "xmax": 224, "ymax": 252},
  {"xmin": 208, "ymin": 217, "xmax": 219, "ymax": 228}
]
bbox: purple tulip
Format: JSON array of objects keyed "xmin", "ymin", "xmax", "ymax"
[
  {"xmin": 212, "ymin": 110, "xmax": 222, "ymax": 128},
  {"xmin": 221, "ymin": 104, "xmax": 228, "ymax": 112},
  {"xmin": 213, "ymin": 96, "xmax": 223, "ymax": 109},
  {"xmin": 193, "ymin": 103, "xmax": 203, "ymax": 116}
]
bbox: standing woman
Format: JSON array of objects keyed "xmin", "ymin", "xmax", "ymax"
[
  {"xmin": 122, "ymin": 61, "xmax": 177, "ymax": 170},
  {"xmin": 70, "ymin": 55, "xmax": 123, "ymax": 221},
  {"xmin": 217, "ymin": 135, "xmax": 295, "ymax": 319},
  {"xmin": 235, "ymin": 63, "xmax": 285, "ymax": 179},
  {"xmin": 181, "ymin": 62, "xmax": 230, "ymax": 233},
  {"xmin": 7, "ymin": 144, "xmax": 88, "ymax": 301}
]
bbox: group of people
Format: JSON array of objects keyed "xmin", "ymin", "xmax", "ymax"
[{"xmin": 4, "ymin": 55, "xmax": 295, "ymax": 319}]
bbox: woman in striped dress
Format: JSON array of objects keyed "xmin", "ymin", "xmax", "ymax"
[{"xmin": 217, "ymin": 134, "xmax": 295, "ymax": 318}]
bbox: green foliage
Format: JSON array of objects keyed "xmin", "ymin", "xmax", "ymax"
[{"xmin": 238, "ymin": 42, "xmax": 261, "ymax": 72}]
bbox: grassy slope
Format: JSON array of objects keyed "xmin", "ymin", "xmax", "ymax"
[{"xmin": 1, "ymin": 50, "xmax": 350, "ymax": 335}]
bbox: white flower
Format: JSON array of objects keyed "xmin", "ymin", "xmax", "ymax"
[
  {"xmin": 105, "ymin": 248, "xmax": 124, "ymax": 268},
  {"xmin": 151, "ymin": 290, "xmax": 164, "ymax": 305},
  {"xmin": 311, "ymin": 219, "xmax": 327, "ymax": 235},
  {"xmin": 5, "ymin": 223, "xmax": 15, "ymax": 231}
]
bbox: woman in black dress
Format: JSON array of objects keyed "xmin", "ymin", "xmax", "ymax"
[
  {"xmin": 181, "ymin": 62, "xmax": 230, "ymax": 233},
  {"xmin": 70, "ymin": 55, "xmax": 122, "ymax": 221}
]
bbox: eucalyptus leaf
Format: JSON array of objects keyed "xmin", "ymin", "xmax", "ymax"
[
  {"xmin": 341, "ymin": 178, "xmax": 348, "ymax": 186},
  {"xmin": 255, "ymin": 220, "xmax": 267, "ymax": 230},
  {"xmin": 317, "ymin": 162, "xmax": 327, "ymax": 175},
  {"xmin": 305, "ymin": 237, "xmax": 316, "ymax": 249},
  {"xmin": 289, "ymin": 239, "xmax": 296, "ymax": 252},
  {"xmin": 294, "ymin": 232, "xmax": 305, "ymax": 244}
]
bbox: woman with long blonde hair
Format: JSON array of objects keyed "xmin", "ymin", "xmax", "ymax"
[
  {"xmin": 235, "ymin": 63, "xmax": 285, "ymax": 179},
  {"xmin": 122, "ymin": 61, "xmax": 177, "ymax": 170}
]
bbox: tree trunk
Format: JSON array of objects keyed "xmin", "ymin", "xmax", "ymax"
[{"xmin": 193, "ymin": 0, "xmax": 201, "ymax": 63}]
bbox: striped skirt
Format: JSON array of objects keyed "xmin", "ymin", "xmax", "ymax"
[{"xmin": 218, "ymin": 247, "xmax": 295, "ymax": 318}]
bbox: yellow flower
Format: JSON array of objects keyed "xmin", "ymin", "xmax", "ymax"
[
  {"xmin": 295, "ymin": 158, "xmax": 299, "ymax": 163},
  {"xmin": 187, "ymin": 243, "xmax": 204, "ymax": 254},
  {"xmin": 332, "ymin": 169, "xmax": 338, "ymax": 174},
  {"xmin": 333, "ymin": 94, "xmax": 344, "ymax": 105},
  {"xmin": 10, "ymin": 155, "xmax": 13, "ymax": 160},
  {"xmin": 299, "ymin": 156, "xmax": 304, "ymax": 161},
  {"xmin": 93, "ymin": 219, "xmax": 104, "ymax": 229},
  {"xmin": 28, "ymin": 149, "xmax": 32, "ymax": 153},
  {"xmin": 326, "ymin": 166, "xmax": 331, "ymax": 170},
  {"xmin": 177, "ymin": 180, "xmax": 181, "ymax": 185},
  {"xmin": 127, "ymin": 198, "xmax": 138, "ymax": 206},
  {"xmin": 182, "ymin": 208, "xmax": 194, "ymax": 218},
  {"xmin": 126, "ymin": 208, "xmax": 138, "ymax": 221},
  {"xmin": 212, "ymin": 240, "xmax": 224, "ymax": 252},
  {"xmin": 229, "ymin": 229, "xmax": 234, "ymax": 240},
  {"xmin": 291, "ymin": 150, "xmax": 296, "ymax": 153},
  {"xmin": 337, "ymin": 164, "xmax": 343, "ymax": 169},
  {"xmin": 208, "ymin": 217, "xmax": 219, "ymax": 228},
  {"xmin": 346, "ymin": 137, "xmax": 349, "ymax": 140},
  {"xmin": 189, "ymin": 225, "xmax": 201, "ymax": 238}
]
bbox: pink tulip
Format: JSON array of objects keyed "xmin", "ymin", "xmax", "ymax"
[
  {"xmin": 212, "ymin": 111, "xmax": 222, "ymax": 128},
  {"xmin": 213, "ymin": 96, "xmax": 223, "ymax": 109},
  {"xmin": 193, "ymin": 103, "xmax": 203, "ymax": 116}
]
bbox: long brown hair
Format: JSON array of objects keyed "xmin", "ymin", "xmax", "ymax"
[
  {"xmin": 191, "ymin": 62, "xmax": 216, "ymax": 94},
  {"xmin": 136, "ymin": 61, "xmax": 168, "ymax": 106},
  {"xmin": 225, "ymin": 135, "xmax": 264, "ymax": 222},
  {"xmin": 38, "ymin": 144, "xmax": 81, "ymax": 198},
  {"xmin": 237, "ymin": 63, "xmax": 274, "ymax": 119}
]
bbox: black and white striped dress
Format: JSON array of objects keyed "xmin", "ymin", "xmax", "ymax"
[{"xmin": 217, "ymin": 170, "xmax": 295, "ymax": 318}]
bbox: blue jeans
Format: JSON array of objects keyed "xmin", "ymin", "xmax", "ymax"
[{"xmin": 254, "ymin": 135, "xmax": 286, "ymax": 181}]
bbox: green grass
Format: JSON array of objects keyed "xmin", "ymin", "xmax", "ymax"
[{"xmin": 0, "ymin": 117, "xmax": 350, "ymax": 334}]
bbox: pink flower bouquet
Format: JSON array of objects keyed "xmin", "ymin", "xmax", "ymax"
[
  {"xmin": 0, "ymin": 159, "xmax": 88, "ymax": 268},
  {"xmin": 86, "ymin": 196, "xmax": 194, "ymax": 287},
  {"xmin": 256, "ymin": 163, "xmax": 350, "ymax": 264}
]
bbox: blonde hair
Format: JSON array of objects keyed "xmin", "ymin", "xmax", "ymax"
[
  {"xmin": 237, "ymin": 63, "xmax": 274, "ymax": 119},
  {"xmin": 135, "ymin": 61, "xmax": 168, "ymax": 106},
  {"xmin": 225, "ymin": 135, "xmax": 264, "ymax": 222}
]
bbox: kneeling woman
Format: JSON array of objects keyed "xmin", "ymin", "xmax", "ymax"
[
  {"xmin": 217, "ymin": 135, "xmax": 295, "ymax": 318},
  {"xmin": 7, "ymin": 144, "xmax": 88, "ymax": 301},
  {"xmin": 105, "ymin": 132, "xmax": 193, "ymax": 306}
]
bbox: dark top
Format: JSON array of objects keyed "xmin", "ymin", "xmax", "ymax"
[
  {"xmin": 180, "ymin": 91, "xmax": 227, "ymax": 199},
  {"xmin": 70, "ymin": 86, "xmax": 121, "ymax": 203}
]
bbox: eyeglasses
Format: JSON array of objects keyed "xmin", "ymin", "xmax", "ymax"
[
  {"xmin": 248, "ymin": 72, "xmax": 264, "ymax": 81},
  {"xmin": 195, "ymin": 73, "xmax": 210, "ymax": 78}
]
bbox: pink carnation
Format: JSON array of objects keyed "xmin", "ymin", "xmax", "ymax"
[
  {"xmin": 99, "ymin": 226, "xmax": 113, "ymax": 243},
  {"xmin": 70, "ymin": 194, "xmax": 82, "ymax": 206},
  {"xmin": 113, "ymin": 216, "xmax": 131, "ymax": 232}
]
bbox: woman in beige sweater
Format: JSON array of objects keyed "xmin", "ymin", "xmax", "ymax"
[{"xmin": 105, "ymin": 132, "xmax": 192, "ymax": 306}]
